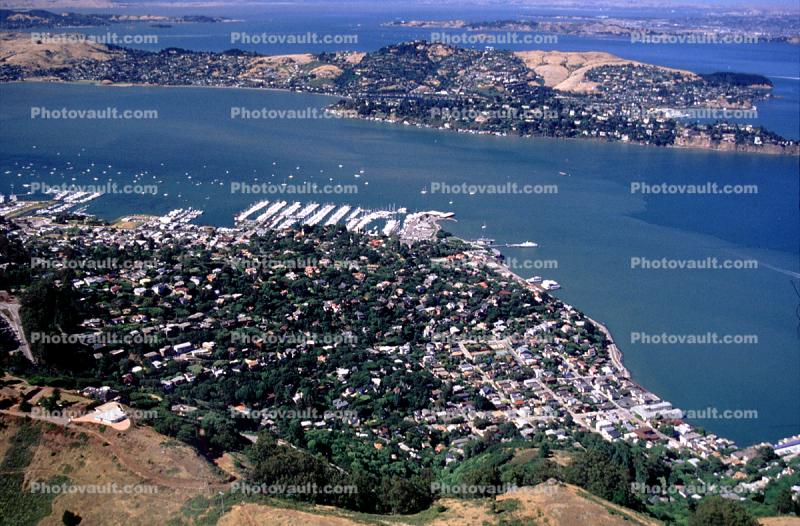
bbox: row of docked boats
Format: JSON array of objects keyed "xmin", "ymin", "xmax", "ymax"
[{"xmin": 235, "ymin": 200, "xmax": 404, "ymax": 237}]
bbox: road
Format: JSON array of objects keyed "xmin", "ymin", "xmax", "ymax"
[{"xmin": 0, "ymin": 300, "xmax": 35, "ymax": 363}]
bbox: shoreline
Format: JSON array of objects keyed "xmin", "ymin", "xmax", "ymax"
[
  {"xmin": 329, "ymin": 111, "xmax": 800, "ymax": 157},
  {"xmin": 487, "ymin": 251, "xmax": 631, "ymax": 380},
  {"xmin": 5, "ymin": 79, "xmax": 797, "ymax": 157},
  {"xmin": 477, "ymin": 244, "xmax": 771, "ymax": 450},
  {"xmin": 4, "ymin": 205, "xmax": 794, "ymax": 451}
]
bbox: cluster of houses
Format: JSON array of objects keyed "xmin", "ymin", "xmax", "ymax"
[
  {"xmin": 6, "ymin": 211, "xmax": 798, "ymax": 501},
  {"xmin": 587, "ymin": 64, "xmax": 764, "ymax": 111}
]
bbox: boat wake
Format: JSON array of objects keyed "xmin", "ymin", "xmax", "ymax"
[{"xmin": 758, "ymin": 261, "xmax": 800, "ymax": 280}]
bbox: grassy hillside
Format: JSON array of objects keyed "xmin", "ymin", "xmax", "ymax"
[{"xmin": 0, "ymin": 413, "xmax": 665, "ymax": 526}]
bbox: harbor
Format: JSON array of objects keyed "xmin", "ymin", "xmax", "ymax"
[{"xmin": 234, "ymin": 200, "xmax": 455, "ymax": 242}]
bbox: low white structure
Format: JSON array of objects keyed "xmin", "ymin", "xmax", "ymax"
[{"xmin": 631, "ymin": 401, "xmax": 683, "ymax": 420}]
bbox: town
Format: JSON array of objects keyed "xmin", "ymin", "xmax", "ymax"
[
  {"xmin": 1, "ymin": 199, "xmax": 798, "ymax": 520},
  {"xmin": 1, "ymin": 34, "xmax": 797, "ymax": 154}
]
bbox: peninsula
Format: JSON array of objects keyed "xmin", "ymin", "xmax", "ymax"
[{"xmin": 0, "ymin": 33, "xmax": 796, "ymax": 155}]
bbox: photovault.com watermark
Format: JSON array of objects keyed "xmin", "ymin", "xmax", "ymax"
[
  {"xmin": 230, "ymin": 181, "xmax": 358, "ymax": 195},
  {"xmin": 630, "ymin": 257, "xmax": 758, "ymax": 270},
  {"xmin": 427, "ymin": 182, "xmax": 558, "ymax": 195},
  {"xmin": 31, "ymin": 32, "xmax": 158, "ymax": 45},
  {"xmin": 230, "ymin": 331, "xmax": 357, "ymax": 346},
  {"xmin": 649, "ymin": 108, "xmax": 760, "ymax": 120},
  {"xmin": 230, "ymin": 32, "xmax": 358, "ymax": 45},
  {"xmin": 30, "ymin": 482, "xmax": 159, "ymax": 495},
  {"xmin": 29, "ymin": 331, "xmax": 160, "ymax": 346},
  {"xmin": 631, "ymin": 31, "xmax": 759, "ymax": 45},
  {"xmin": 29, "ymin": 407, "xmax": 159, "ymax": 420},
  {"xmin": 230, "ymin": 107, "xmax": 359, "ymax": 120},
  {"xmin": 504, "ymin": 257, "xmax": 559, "ymax": 271},
  {"xmin": 683, "ymin": 407, "xmax": 759, "ymax": 420},
  {"xmin": 630, "ymin": 182, "xmax": 758, "ymax": 195},
  {"xmin": 431, "ymin": 32, "xmax": 558, "ymax": 45},
  {"xmin": 430, "ymin": 107, "xmax": 560, "ymax": 121},
  {"xmin": 31, "ymin": 257, "xmax": 157, "ymax": 270},
  {"xmin": 630, "ymin": 482, "xmax": 748, "ymax": 496},
  {"xmin": 230, "ymin": 481, "xmax": 357, "ymax": 495},
  {"xmin": 228, "ymin": 256, "xmax": 361, "ymax": 271},
  {"xmin": 430, "ymin": 482, "xmax": 520, "ymax": 496},
  {"xmin": 30, "ymin": 181, "xmax": 158, "ymax": 196},
  {"xmin": 630, "ymin": 332, "xmax": 759, "ymax": 345},
  {"xmin": 31, "ymin": 107, "xmax": 158, "ymax": 120},
  {"xmin": 230, "ymin": 407, "xmax": 357, "ymax": 421}
]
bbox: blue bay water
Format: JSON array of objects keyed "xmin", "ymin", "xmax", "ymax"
[
  {"xmin": 40, "ymin": 6, "xmax": 800, "ymax": 138},
  {"xmin": 1, "ymin": 82, "xmax": 798, "ymax": 447}
]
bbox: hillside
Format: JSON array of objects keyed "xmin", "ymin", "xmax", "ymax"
[
  {"xmin": 513, "ymin": 50, "xmax": 696, "ymax": 93},
  {"xmin": 0, "ymin": 31, "xmax": 117, "ymax": 72},
  {"xmin": 0, "ymin": 413, "xmax": 229, "ymax": 525},
  {"xmin": 0, "ymin": 412, "xmax": 664, "ymax": 526},
  {"xmin": 215, "ymin": 484, "xmax": 663, "ymax": 526}
]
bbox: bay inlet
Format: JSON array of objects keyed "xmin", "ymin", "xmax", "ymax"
[{"xmin": 1, "ymin": 82, "xmax": 798, "ymax": 446}]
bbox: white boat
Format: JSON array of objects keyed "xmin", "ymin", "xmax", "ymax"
[
  {"xmin": 541, "ymin": 280, "xmax": 561, "ymax": 290},
  {"xmin": 295, "ymin": 202, "xmax": 319, "ymax": 219},
  {"xmin": 269, "ymin": 202, "xmax": 302, "ymax": 228},
  {"xmin": 305, "ymin": 204, "xmax": 336, "ymax": 226},
  {"xmin": 236, "ymin": 200, "xmax": 269, "ymax": 222},
  {"xmin": 255, "ymin": 201, "xmax": 287, "ymax": 223},
  {"xmin": 382, "ymin": 219, "xmax": 399, "ymax": 236},
  {"xmin": 325, "ymin": 205, "xmax": 351, "ymax": 226}
]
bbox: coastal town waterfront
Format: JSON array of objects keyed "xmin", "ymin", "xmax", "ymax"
[
  {"xmin": 1, "ymin": 3, "xmax": 799, "ymax": 522},
  {"xmin": 2, "ymin": 199, "xmax": 796, "ymax": 466}
]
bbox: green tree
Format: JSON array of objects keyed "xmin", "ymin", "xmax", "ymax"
[
  {"xmin": 773, "ymin": 487, "xmax": 794, "ymax": 515},
  {"xmin": 566, "ymin": 448, "xmax": 637, "ymax": 508},
  {"xmin": 688, "ymin": 497, "xmax": 758, "ymax": 526},
  {"xmin": 20, "ymin": 278, "xmax": 88, "ymax": 369},
  {"xmin": 62, "ymin": 509, "xmax": 82, "ymax": 525},
  {"xmin": 379, "ymin": 475, "xmax": 432, "ymax": 514},
  {"xmin": 538, "ymin": 443, "xmax": 551, "ymax": 459}
]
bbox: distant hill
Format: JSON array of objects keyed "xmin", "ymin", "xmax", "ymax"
[
  {"xmin": 700, "ymin": 71, "xmax": 774, "ymax": 88},
  {"xmin": 0, "ymin": 9, "xmax": 226, "ymax": 30}
]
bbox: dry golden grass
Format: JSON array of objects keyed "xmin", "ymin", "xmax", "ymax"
[
  {"xmin": 513, "ymin": 50, "xmax": 696, "ymax": 93},
  {"xmin": 240, "ymin": 53, "xmax": 316, "ymax": 81},
  {"xmin": 341, "ymin": 52, "xmax": 365, "ymax": 65},
  {"xmin": 423, "ymin": 498, "xmax": 496, "ymax": 526},
  {"xmin": 0, "ymin": 31, "xmax": 117, "ymax": 71},
  {"xmin": 760, "ymin": 518, "xmax": 800, "ymax": 526},
  {"xmin": 0, "ymin": 379, "xmax": 662, "ymax": 526},
  {"xmin": 310, "ymin": 64, "xmax": 343, "ymax": 79},
  {"xmin": 493, "ymin": 483, "xmax": 662, "ymax": 526},
  {"xmin": 0, "ymin": 416, "xmax": 204, "ymax": 526},
  {"xmin": 0, "ymin": 412, "xmax": 229, "ymax": 526},
  {"xmin": 214, "ymin": 483, "xmax": 663, "ymax": 526},
  {"xmin": 219, "ymin": 503, "xmax": 370, "ymax": 526}
]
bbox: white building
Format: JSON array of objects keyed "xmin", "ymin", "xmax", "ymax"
[{"xmin": 631, "ymin": 401, "xmax": 683, "ymax": 420}]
